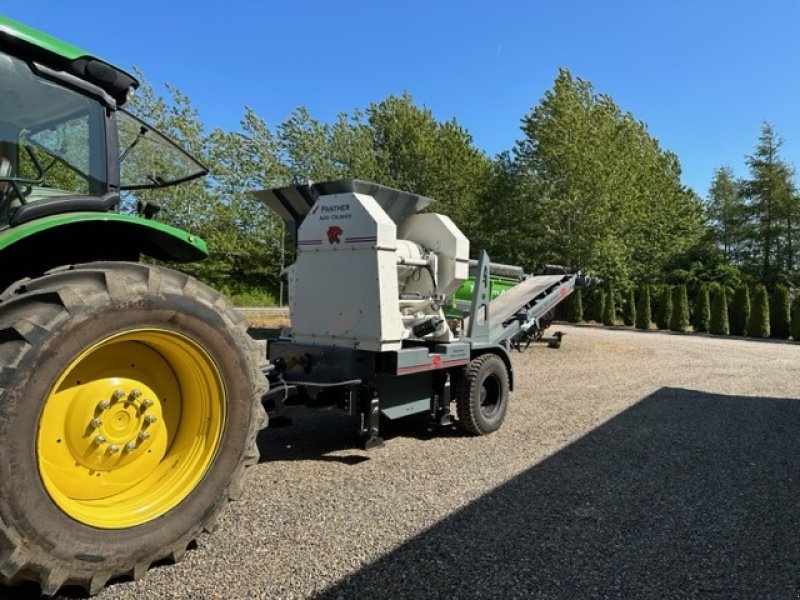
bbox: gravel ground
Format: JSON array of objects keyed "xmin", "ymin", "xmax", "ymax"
[{"xmin": 6, "ymin": 324, "xmax": 800, "ymax": 599}]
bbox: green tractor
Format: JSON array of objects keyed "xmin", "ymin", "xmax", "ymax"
[{"xmin": 0, "ymin": 16, "xmax": 267, "ymax": 594}]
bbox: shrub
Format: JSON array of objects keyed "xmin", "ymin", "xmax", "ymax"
[
  {"xmin": 635, "ymin": 283, "xmax": 651, "ymax": 330},
  {"xmin": 655, "ymin": 285, "xmax": 672, "ymax": 330},
  {"xmin": 691, "ymin": 284, "xmax": 710, "ymax": 333},
  {"xmin": 792, "ymin": 296, "xmax": 800, "ymax": 341},
  {"xmin": 670, "ymin": 284, "xmax": 690, "ymax": 332},
  {"xmin": 709, "ymin": 284, "xmax": 729, "ymax": 335},
  {"xmin": 623, "ymin": 287, "xmax": 636, "ymax": 326},
  {"xmin": 747, "ymin": 284, "xmax": 770, "ymax": 338},
  {"xmin": 770, "ymin": 285, "xmax": 791, "ymax": 339},
  {"xmin": 602, "ymin": 286, "xmax": 616, "ymax": 326},
  {"xmin": 566, "ymin": 288, "xmax": 583, "ymax": 323},
  {"xmin": 729, "ymin": 285, "xmax": 750, "ymax": 336}
]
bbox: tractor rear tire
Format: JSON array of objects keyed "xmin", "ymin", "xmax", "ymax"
[
  {"xmin": 0, "ymin": 262, "xmax": 267, "ymax": 595},
  {"xmin": 455, "ymin": 353, "xmax": 509, "ymax": 435}
]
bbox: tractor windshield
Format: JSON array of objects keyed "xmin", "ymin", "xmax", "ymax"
[
  {"xmin": 0, "ymin": 50, "xmax": 207, "ymax": 219},
  {"xmin": 117, "ymin": 110, "xmax": 207, "ymax": 190},
  {"xmin": 0, "ymin": 51, "xmax": 108, "ymax": 204}
]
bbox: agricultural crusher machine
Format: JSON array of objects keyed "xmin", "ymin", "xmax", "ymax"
[
  {"xmin": 0, "ymin": 15, "xmax": 588, "ymax": 596},
  {"xmin": 256, "ymin": 180, "xmax": 589, "ymax": 448}
]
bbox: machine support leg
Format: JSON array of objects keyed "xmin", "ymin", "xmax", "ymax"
[
  {"xmin": 431, "ymin": 372, "xmax": 452, "ymax": 426},
  {"xmin": 359, "ymin": 386, "xmax": 384, "ymax": 450}
]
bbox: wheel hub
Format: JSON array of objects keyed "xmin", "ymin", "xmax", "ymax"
[{"xmin": 65, "ymin": 378, "xmax": 162, "ymax": 471}]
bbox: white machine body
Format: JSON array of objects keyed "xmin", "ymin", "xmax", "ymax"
[{"xmin": 288, "ymin": 189, "xmax": 469, "ymax": 352}]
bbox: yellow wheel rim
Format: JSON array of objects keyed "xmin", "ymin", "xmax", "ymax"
[{"xmin": 36, "ymin": 328, "xmax": 225, "ymax": 529}]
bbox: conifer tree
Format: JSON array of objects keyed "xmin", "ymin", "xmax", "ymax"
[
  {"xmin": 791, "ymin": 296, "xmax": 800, "ymax": 341},
  {"xmin": 770, "ymin": 285, "xmax": 791, "ymax": 338},
  {"xmin": 635, "ymin": 283, "xmax": 651, "ymax": 330},
  {"xmin": 709, "ymin": 284, "xmax": 729, "ymax": 335},
  {"xmin": 747, "ymin": 284, "xmax": 770, "ymax": 338},
  {"xmin": 670, "ymin": 284, "xmax": 690, "ymax": 331},
  {"xmin": 656, "ymin": 286, "xmax": 672, "ymax": 330},
  {"xmin": 622, "ymin": 287, "xmax": 636, "ymax": 326},
  {"xmin": 593, "ymin": 288, "xmax": 605, "ymax": 323},
  {"xmin": 729, "ymin": 285, "xmax": 750, "ymax": 336},
  {"xmin": 691, "ymin": 284, "xmax": 710, "ymax": 333},
  {"xmin": 566, "ymin": 289, "xmax": 583, "ymax": 323},
  {"xmin": 602, "ymin": 286, "xmax": 616, "ymax": 326}
]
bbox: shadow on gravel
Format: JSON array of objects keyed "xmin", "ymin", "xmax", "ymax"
[
  {"xmin": 316, "ymin": 387, "xmax": 800, "ymax": 599},
  {"xmin": 257, "ymin": 410, "xmax": 468, "ymax": 465},
  {"xmin": 1, "ymin": 581, "xmax": 87, "ymax": 599}
]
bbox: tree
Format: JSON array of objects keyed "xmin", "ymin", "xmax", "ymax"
[
  {"xmin": 729, "ymin": 286, "xmax": 751, "ymax": 336},
  {"xmin": 602, "ymin": 286, "xmax": 616, "ymax": 326},
  {"xmin": 707, "ymin": 166, "xmax": 746, "ymax": 265},
  {"xmin": 622, "ymin": 287, "xmax": 636, "ymax": 326},
  {"xmin": 126, "ymin": 76, "xmax": 287, "ymax": 301},
  {"xmin": 709, "ymin": 284, "xmax": 729, "ymax": 335},
  {"xmin": 741, "ymin": 123, "xmax": 797, "ymax": 286},
  {"xmin": 747, "ymin": 284, "xmax": 770, "ymax": 338},
  {"xmin": 566, "ymin": 289, "xmax": 583, "ymax": 322},
  {"xmin": 770, "ymin": 285, "xmax": 791, "ymax": 338},
  {"xmin": 670, "ymin": 284, "xmax": 690, "ymax": 331},
  {"xmin": 512, "ymin": 68, "xmax": 703, "ymax": 284},
  {"xmin": 635, "ymin": 283, "xmax": 651, "ymax": 330},
  {"xmin": 791, "ymin": 296, "xmax": 800, "ymax": 340},
  {"xmin": 592, "ymin": 287, "xmax": 606, "ymax": 323},
  {"xmin": 691, "ymin": 284, "xmax": 710, "ymax": 333},
  {"xmin": 656, "ymin": 286, "xmax": 673, "ymax": 330}
]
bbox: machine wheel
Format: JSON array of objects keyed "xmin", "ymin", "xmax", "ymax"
[
  {"xmin": 0, "ymin": 262, "xmax": 268, "ymax": 595},
  {"xmin": 455, "ymin": 353, "xmax": 509, "ymax": 435}
]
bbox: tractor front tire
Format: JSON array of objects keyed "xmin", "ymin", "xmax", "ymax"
[
  {"xmin": 0, "ymin": 262, "xmax": 267, "ymax": 595},
  {"xmin": 455, "ymin": 353, "xmax": 509, "ymax": 435}
]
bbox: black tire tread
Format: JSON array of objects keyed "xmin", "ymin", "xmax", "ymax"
[
  {"xmin": 455, "ymin": 353, "xmax": 508, "ymax": 436},
  {"xmin": 0, "ymin": 262, "xmax": 268, "ymax": 595}
]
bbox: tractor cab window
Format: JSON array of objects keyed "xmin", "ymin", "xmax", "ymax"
[
  {"xmin": 117, "ymin": 110, "xmax": 207, "ymax": 190},
  {"xmin": 0, "ymin": 51, "xmax": 108, "ymax": 210}
]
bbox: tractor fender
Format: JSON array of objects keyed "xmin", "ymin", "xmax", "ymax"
[
  {"xmin": 469, "ymin": 345, "xmax": 514, "ymax": 391},
  {"xmin": 0, "ymin": 212, "xmax": 208, "ymax": 290}
]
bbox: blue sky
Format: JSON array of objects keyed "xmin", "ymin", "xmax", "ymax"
[{"xmin": 8, "ymin": 1, "xmax": 800, "ymax": 197}]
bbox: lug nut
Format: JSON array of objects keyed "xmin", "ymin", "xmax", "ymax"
[
  {"xmin": 131, "ymin": 389, "xmax": 142, "ymax": 399},
  {"xmin": 125, "ymin": 441, "xmax": 137, "ymax": 451},
  {"xmin": 90, "ymin": 418, "xmax": 103, "ymax": 428},
  {"xmin": 95, "ymin": 435, "xmax": 106, "ymax": 445},
  {"xmin": 97, "ymin": 400, "xmax": 111, "ymax": 410},
  {"xmin": 113, "ymin": 389, "xmax": 126, "ymax": 400},
  {"xmin": 139, "ymin": 431, "xmax": 151, "ymax": 441},
  {"xmin": 145, "ymin": 414, "xmax": 158, "ymax": 424},
  {"xmin": 142, "ymin": 398, "xmax": 154, "ymax": 409},
  {"xmin": 107, "ymin": 444, "xmax": 119, "ymax": 454}
]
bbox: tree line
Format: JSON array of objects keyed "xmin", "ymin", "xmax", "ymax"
[
  {"xmin": 560, "ymin": 282, "xmax": 800, "ymax": 340},
  {"xmin": 126, "ymin": 67, "xmax": 793, "ymax": 305}
]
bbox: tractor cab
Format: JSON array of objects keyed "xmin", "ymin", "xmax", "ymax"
[{"xmin": 0, "ymin": 19, "xmax": 206, "ymax": 227}]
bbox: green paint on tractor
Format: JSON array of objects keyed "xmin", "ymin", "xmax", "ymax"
[
  {"xmin": 0, "ymin": 212, "xmax": 208, "ymax": 257},
  {"xmin": 0, "ymin": 16, "xmax": 89, "ymax": 60}
]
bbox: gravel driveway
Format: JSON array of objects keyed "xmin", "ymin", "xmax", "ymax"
[{"xmin": 6, "ymin": 324, "xmax": 800, "ymax": 599}]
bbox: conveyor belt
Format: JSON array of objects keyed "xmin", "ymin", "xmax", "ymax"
[{"xmin": 487, "ymin": 274, "xmax": 567, "ymax": 325}]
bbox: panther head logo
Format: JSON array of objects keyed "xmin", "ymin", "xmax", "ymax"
[{"xmin": 327, "ymin": 226, "xmax": 343, "ymax": 244}]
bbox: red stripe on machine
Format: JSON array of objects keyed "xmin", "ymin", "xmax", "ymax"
[{"xmin": 396, "ymin": 358, "xmax": 469, "ymax": 375}]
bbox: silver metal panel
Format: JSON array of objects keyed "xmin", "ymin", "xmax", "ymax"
[
  {"xmin": 381, "ymin": 399, "xmax": 429, "ymax": 420},
  {"xmin": 487, "ymin": 274, "xmax": 567, "ymax": 325},
  {"xmin": 254, "ymin": 179, "xmax": 433, "ymax": 238}
]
